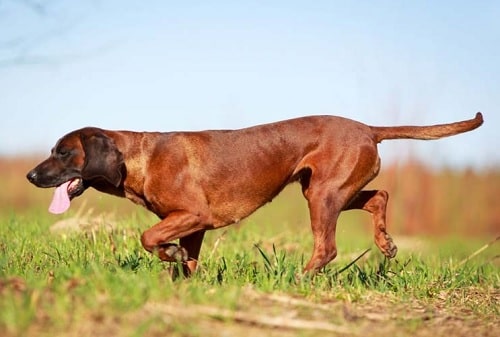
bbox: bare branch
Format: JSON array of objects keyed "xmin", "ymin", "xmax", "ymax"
[{"xmin": 19, "ymin": 0, "xmax": 48, "ymax": 16}]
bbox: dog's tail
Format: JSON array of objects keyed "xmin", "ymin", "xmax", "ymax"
[{"xmin": 371, "ymin": 112, "xmax": 483, "ymax": 143}]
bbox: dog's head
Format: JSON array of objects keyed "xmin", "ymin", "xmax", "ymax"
[{"xmin": 26, "ymin": 127, "xmax": 124, "ymax": 213}]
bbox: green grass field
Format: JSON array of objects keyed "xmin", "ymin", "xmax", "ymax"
[{"xmin": 0, "ymin": 159, "xmax": 499, "ymax": 336}]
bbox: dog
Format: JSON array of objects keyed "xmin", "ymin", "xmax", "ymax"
[{"xmin": 27, "ymin": 113, "xmax": 483, "ymax": 275}]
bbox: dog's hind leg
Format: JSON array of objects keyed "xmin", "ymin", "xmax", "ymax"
[
  {"xmin": 299, "ymin": 142, "xmax": 382, "ymax": 273},
  {"xmin": 344, "ymin": 190, "xmax": 397, "ymax": 258},
  {"xmin": 301, "ymin": 184, "xmax": 346, "ymax": 272}
]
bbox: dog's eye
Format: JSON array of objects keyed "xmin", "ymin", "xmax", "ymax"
[{"xmin": 58, "ymin": 149, "xmax": 71, "ymax": 158}]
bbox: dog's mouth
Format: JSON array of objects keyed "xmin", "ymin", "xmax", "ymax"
[
  {"xmin": 48, "ymin": 177, "xmax": 84, "ymax": 214},
  {"xmin": 68, "ymin": 178, "xmax": 85, "ymax": 199}
]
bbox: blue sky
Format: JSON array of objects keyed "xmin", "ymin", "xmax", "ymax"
[{"xmin": 1, "ymin": 0, "xmax": 498, "ymax": 168}]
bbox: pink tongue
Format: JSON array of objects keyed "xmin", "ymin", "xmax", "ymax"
[{"xmin": 48, "ymin": 181, "xmax": 72, "ymax": 214}]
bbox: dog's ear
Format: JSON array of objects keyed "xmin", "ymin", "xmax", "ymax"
[{"xmin": 81, "ymin": 132, "xmax": 124, "ymax": 187}]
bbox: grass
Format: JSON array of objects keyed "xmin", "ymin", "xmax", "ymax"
[
  {"xmin": 1, "ymin": 209, "xmax": 498, "ymax": 336},
  {"xmin": 0, "ymin": 158, "xmax": 499, "ymax": 336}
]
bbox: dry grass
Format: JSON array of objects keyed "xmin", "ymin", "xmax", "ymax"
[
  {"xmin": 372, "ymin": 160, "xmax": 499, "ymax": 236},
  {"xmin": 4, "ymin": 156, "xmax": 498, "ymax": 236}
]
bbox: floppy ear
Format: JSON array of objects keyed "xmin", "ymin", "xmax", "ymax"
[{"xmin": 81, "ymin": 132, "xmax": 124, "ymax": 187}]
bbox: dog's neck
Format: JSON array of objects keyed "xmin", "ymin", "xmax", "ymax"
[{"xmin": 104, "ymin": 130, "xmax": 162, "ymax": 213}]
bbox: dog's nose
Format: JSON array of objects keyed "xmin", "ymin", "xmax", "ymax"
[{"xmin": 26, "ymin": 170, "xmax": 38, "ymax": 183}]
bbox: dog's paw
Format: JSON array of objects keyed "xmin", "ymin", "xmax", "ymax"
[
  {"xmin": 163, "ymin": 244, "xmax": 189, "ymax": 262},
  {"xmin": 384, "ymin": 240, "xmax": 398, "ymax": 259},
  {"xmin": 376, "ymin": 233, "xmax": 398, "ymax": 259}
]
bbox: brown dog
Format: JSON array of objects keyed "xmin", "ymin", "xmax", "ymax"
[{"xmin": 27, "ymin": 113, "xmax": 483, "ymax": 274}]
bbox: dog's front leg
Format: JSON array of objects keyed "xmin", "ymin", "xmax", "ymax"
[
  {"xmin": 180, "ymin": 230, "xmax": 206, "ymax": 275},
  {"xmin": 140, "ymin": 211, "xmax": 208, "ymax": 275}
]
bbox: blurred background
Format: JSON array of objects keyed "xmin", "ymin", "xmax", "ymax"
[{"xmin": 1, "ymin": 1, "xmax": 498, "ymax": 237}]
